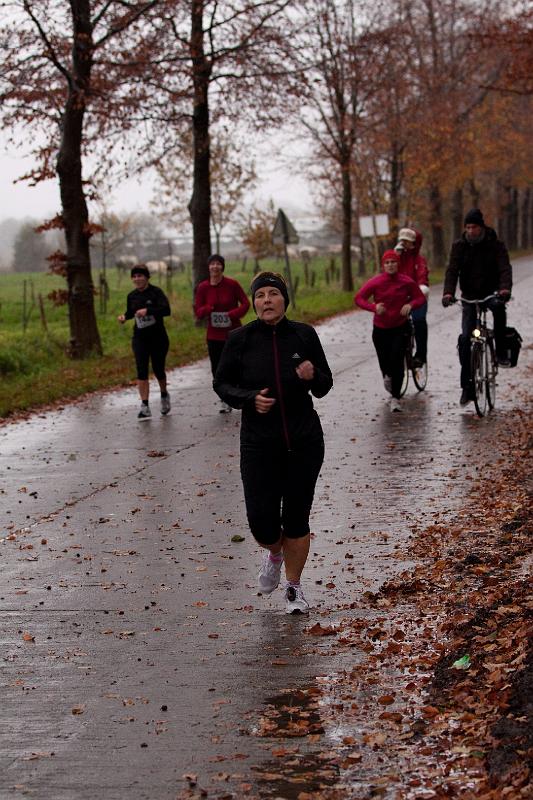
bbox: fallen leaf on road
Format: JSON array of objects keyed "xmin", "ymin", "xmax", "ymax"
[
  {"xmin": 377, "ymin": 694, "xmax": 396, "ymax": 705},
  {"xmin": 421, "ymin": 705, "xmax": 440, "ymax": 718},
  {"xmin": 451, "ymin": 654, "xmax": 471, "ymax": 670},
  {"xmin": 306, "ymin": 623, "xmax": 337, "ymax": 637}
]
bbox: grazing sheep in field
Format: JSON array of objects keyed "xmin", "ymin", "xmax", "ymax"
[
  {"xmin": 299, "ymin": 245, "xmax": 319, "ymax": 259},
  {"xmin": 115, "ymin": 255, "xmax": 138, "ymax": 271},
  {"xmin": 163, "ymin": 255, "xmax": 184, "ymax": 273},
  {"xmin": 145, "ymin": 260, "xmax": 170, "ymax": 275},
  {"xmin": 327, "ymin": 244, "xmax": 361, "ymax": 256}
]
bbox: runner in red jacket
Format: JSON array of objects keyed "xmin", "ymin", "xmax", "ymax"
[
  {"xmin": 355, "ymin": 250, "xmax": 425, "ymax": 412},
  {"xmin": 394, "ymin": 228, "xmax": 429, "ymax": 366},
  {"xmin": 194, "ymin": 254, "xmax": 250, "ymax": 412}
]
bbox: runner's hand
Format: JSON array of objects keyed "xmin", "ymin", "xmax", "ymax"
[
  {"xmin": 400, "ymin": 303, "xmax": 412, "ymax": 317},
  {"xmin": 442, "ymin": 294, "xmax": 453, "ymax": 307},
  {"xmin": 498, "ymin": 290, "xmax": 511, "ymax": 301},
  {"xmin": 296, "ymin": 360, "xmax": 314, "ymax": 381},
  {"xmin": 135, "ymin": 308, "xmax": 148, "ymax": 317},
  {"xmin": 117, "ymin": 314, "xmax": 126, "ymax": 323},
  {"xmin": 375, "ymin": 303, "xmax": 386, "ymax": 315},
  {"xmin": 255, "ymin": 388, "xmax": 276, "ymax": 414}
]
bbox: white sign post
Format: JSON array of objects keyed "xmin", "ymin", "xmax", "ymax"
[
  {"xmin": 358, "ymin": 214, "xmax": 390, "ymax": 271},
  {"xmin": 272, "ymin": 209, "xmax": 298, "ymax": 308}
]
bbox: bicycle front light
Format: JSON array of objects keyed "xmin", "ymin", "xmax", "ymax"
[{"xmin": 473, "ymin": 328, "xmax": 481, "ymax": 338}]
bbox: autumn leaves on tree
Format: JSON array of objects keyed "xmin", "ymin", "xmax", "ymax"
[{"xmin": 0, "ymin": 0, "xmax": 531, "ymax": 358}]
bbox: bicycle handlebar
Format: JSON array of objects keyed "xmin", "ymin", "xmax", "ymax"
[{"xmin": 450, "ymin": 294, "xmax": 504, "ymax": 305}]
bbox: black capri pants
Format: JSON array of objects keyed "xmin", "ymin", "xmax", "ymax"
[
  {"xmin": 372, "ymin": 322, "xmax": 410, "ymax": 399},
  {"xmin": 132, "ymin": 331, "xmax": 169, "ymax": 381},
  {"xmin": 240, "ymin": 439, "xmax": 325, "ymax": 546},
  {"xmin": 207, "ymin": 339, "xmax": 226, "ymax": 378}
]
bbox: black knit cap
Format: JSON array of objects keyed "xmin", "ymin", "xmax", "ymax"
[
  {"xmin": 250, "ymin": 272, "xmax": 290, "ymax": 311},
  {"xmin": 207, "ymin": 253, "xmax": 225, "ymax": 270},
  {"xmin": 464, "ymin": 208, "xmax": 485, "ymax": 227},
  {"xmin": 131, "ymin": 264, "xmax": 150, "ymax": 279}
]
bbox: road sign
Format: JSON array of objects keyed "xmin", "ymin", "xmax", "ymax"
[
  {"xmin": 358, "ymin": 214, "xmax": 390, "ymax": 238},
  {"xmin": 272, "ymin": 209, "xmax": 299, "ymax": 245}
]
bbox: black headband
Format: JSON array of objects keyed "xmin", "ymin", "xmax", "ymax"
[{"xmin": 250, "ymin": 274, "xmax": 290, "ymax": 310}]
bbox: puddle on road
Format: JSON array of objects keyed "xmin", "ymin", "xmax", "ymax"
[{"xmin": 251, "ymin": 686, "xmax": 339, "ymax": 798}]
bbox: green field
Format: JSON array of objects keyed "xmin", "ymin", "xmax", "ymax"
[{"xmin": 0, "ymin": 257, "xmax": 367, "ymax": 418}]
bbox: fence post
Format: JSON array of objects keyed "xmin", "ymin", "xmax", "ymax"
[
  {"xmin": 38, "ymin": 293, "xmax": 48, "ymax": 332},
  {"xmin": 22, "ymin": 280, "xmax": 27, "ymax": 332}
]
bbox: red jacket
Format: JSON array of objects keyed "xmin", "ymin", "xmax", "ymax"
[
  {"xmin": 397, "ymin": 231, "xmax": 429, "ymax": 287},
  {"xmin": 354, "ymin": 272, "xmax": 426, "ymax": 329},
  {"xmin": 194, "ymin": 276, "xmax": 250, "ymax": 341}
]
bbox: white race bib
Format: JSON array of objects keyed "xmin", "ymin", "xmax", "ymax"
[
  {"xmin": 135, "ymin": 314, "xmax": 156, "ymax": 329},
  {"xmin": 210, "ymin": 311, "xmax": 231, "ymax": 328}
]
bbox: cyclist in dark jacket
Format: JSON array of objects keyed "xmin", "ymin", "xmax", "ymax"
[
  {"xmin": 442, "ymin": 208, "xmax": 512, "ymax": 405},
  {"xmin": 214, "ymin": 272, "xmax": 333, "ymax": 615}
]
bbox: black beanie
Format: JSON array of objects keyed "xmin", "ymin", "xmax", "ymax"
[
  {"xmin": 207, "ymin": 254, "xmax": 225, "ymax": 270},
  {"xmin": 131, "ymin": 264, "xmax": 150, "ymax": 279},
  {"xmin": 250, "ymin": 272, "xmax": 290, "ymax": 311},
  {"xmin": 464, "ymin": 208, "xmax": 484, "ymax": 227}
]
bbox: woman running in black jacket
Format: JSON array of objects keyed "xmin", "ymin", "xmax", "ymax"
[
  {"xmin": 118, "ymin": 264, "xmax": 171, "ymax": 419},
  {"xmin": 214, "ymin": 272, "xmax": 333, "ymax": 614}
]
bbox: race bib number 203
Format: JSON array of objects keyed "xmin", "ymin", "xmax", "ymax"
[{"xmin": 211, "ymin": 311, "xmax": 231, "ymax": 328}]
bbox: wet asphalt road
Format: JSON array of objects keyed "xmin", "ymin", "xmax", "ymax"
[{"xmin": 1, "ymin": 256, "xmax": 532, "ymax": 799}]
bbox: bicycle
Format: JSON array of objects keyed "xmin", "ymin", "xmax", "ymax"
[
  {"xmin": 399, "ymin": 318, "xmax": 428, "ymax": 396},
  {"xmin": 453, "ymin": 295, "xmax": 499, "ymax": 417}
]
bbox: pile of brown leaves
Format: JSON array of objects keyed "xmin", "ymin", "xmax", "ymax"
[{"xmin": 312, "ymin": 404, "xmax": 532, "ymax": 798}]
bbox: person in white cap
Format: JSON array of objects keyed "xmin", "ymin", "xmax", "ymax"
[{"xmin": 394, "ymin": 228, "xmax": 429, "ymax": 367}]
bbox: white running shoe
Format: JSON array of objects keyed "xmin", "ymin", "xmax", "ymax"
[
  {"xmin": 160, "ymin": 395, "xmax": 171, "ymax": 415},
  {"xmin": 383, "ymin": 376, "xmax": 392, "ymax": 394},
  {"xmin": 390, "ymin": 397, "xmax": 402, "ymax": 413},
  {"xmin": 219, "ymin": 401, "xmax": 232, "ymax": 414},
  {"xmin": 138, "ymin": 404, "xmax": 152, "ymax": 419},
  {"xmin": 285, "ymin": 584, "xmax": 309, "ymax": 615},
  {"xmin": 258, "ymin": 551, "xmax": 283, "ymax": 594}
]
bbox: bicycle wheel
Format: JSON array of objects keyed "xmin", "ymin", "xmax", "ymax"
[
  {"xmin": 413, "ymin": 361, "xmax": 428, "ymax": 391},
  {"xmin": 486, "ymin": 337, "xmax": 497, "ymax": 410},
  {"xmin": 471, "ymin": 344, "xmax": 487, "ymax": 417},
  {"xmin": 399, "ymin": 356, "xmax": 409, "ymax": 397}
]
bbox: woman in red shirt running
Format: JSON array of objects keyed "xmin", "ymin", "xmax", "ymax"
[
  {"xmin": 194, "ymin": 254, "xmax": 250, "ymax": 412},
  {"xmin": 354, "ymin": 250, "xmax": 425, "ymax": 412}
]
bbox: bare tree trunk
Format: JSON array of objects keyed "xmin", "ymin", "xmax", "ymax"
[
  {"xmin": 468, "ymin": 179, "xmax": 480, "ymax": 208},
  {"xmin": 428, "ymin": 183, "xmax": 446, "ymax": 268},
  {"xmin": 57, "ymin": 0, "xmax": 101, "ymax": 358},
  {"xmin": 499, "ymin": 185, "xmax": 515, "ymax": 247},
  {"xmin": 388, "ymin": 140, "xmax": 402, "ymax": 243},
  {"xmin": 522, "ymin": 187, "xmax": 532, "ymax": 249},
  {"xmin": 451, "ymin": 186, "xmax": 463, "ymax": 241},
  {"xmin": 341, "ymin": 163, "xmax": 353, "ymax": 292},
  {"xmin": 509, "ymin": 187, "xmax": 519, "ymax": 250},
  {"xmin": 519, "ymin": 188, "xmax": 527, "ymax": 249},
  {"xmin": 188, "ymin": 0, "xmax": 212, "ymax": 289}
]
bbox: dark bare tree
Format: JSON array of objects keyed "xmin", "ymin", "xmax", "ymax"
[{"xmin": 0, "ymin": 0, "xmax": 159, "ymax": 356}]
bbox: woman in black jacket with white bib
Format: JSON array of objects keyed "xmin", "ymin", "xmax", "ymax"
[{"xmin": 214, "ymin": 272, "xmax": 333, "ymax": 614}]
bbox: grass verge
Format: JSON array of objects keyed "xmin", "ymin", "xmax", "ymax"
[{"xmin": 1, "ymin": 258, "xmax": 374, "ymax": 419}]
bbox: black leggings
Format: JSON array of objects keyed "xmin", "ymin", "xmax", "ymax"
[
  {"xmin": 240, "ymin": 440, "xmax": 325, "ymax": 546},
  {"xmin": 207, "ymin": 339, "xmax": 226, "ymax": 378},
  {"xmin": 372, "ymin": 323, "xmax": 410, "ymax": 399},
  {"xmin": 132, "ymin": 332, "xmax": 169, "ymax": 381}
]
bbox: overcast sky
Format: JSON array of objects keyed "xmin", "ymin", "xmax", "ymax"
[{"xmin": 0, "ymin": 137, "xmax": 316, "ymax": 224}]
